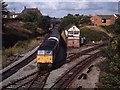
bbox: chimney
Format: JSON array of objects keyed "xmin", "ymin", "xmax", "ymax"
[{"xmin": 24, "ymin": 6, "xmax": 26, "ymax": 9}]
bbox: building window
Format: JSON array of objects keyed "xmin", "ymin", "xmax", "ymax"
[
  {"xmin": 74, "ymin": 31, "xmax": 79, "ymax": 34},
  {"xmin": 102, "ymin": 19, "xmax": 106, "ymax": 23},
  {"xmin": 92, "ymin": 19, "xmax": 94, "ymax": 21},
  {"xmin": 73, "ymin": 27, "xmax": 75, "ymax": 29},
  {"xmin": 73, "ymin": 41, "xmax": 74, "ymax": 44},
  {"xmin": 68, "ymin": 31, "xmax": 79, "ymax": 34},
  {"xmin": 68, "ymin": 31, "xmax": 73, "ymax": 34}
]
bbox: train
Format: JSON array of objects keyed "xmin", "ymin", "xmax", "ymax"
[{"xmin": 37, "ymin": 26, "xmax": 67, "ymax": 71}]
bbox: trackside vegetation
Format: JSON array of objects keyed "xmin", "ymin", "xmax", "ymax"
[
  {"xmin": 81, "ymin": 28, "xmax": 109, "ymax": 42},
  {"xmin": 2, "ymin": 37, "xmax": 44, "ymax": 62},
  {"xmin": 97, "ymin": 18, "xmax": 120, "ymax": 88}
]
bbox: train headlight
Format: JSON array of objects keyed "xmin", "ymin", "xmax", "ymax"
[
  {"xmin": 37, "ymin": 63, "xmax": 40, "ymax": 68},
  {"xmin": 48, "ymin": 64, "xmax": 52, "ymax": 68}
]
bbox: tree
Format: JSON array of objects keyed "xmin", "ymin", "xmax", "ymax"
[
  {"xmin": 17, "ymin": 14, "xmax": 33, "ymax": 22},
  {"xmin": 17, "ymin": 11, "xmax": 40, "ymax": 22},
  {"xmin": 1, "ymin": 0, "xmax": 8, "ymax": 15},
  {"xmin": 37, "ymin": 16, "xmax": 51, "ymax": 30},
  {"xmin": 60, "ymin": 14, "xmax": 77, "ymax": 29}
]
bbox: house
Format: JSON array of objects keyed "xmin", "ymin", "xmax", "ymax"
[
  {"xmin": 2, "ymin": 12, "xmax": 20, "ymax": 19},
  {"xmin": 9, "ymin": 12, "xmax": 20, "ymax": 19},
  {"xmin": 21, "ymin": 6, "xmax": 42, "ymax": 16},
  {"xmin": 2, "ymin": 12, "xmax": 9, "ymax": 19},
  {"xmin": 90, "ymin": 15, "xmax": 116, "ymax": 26},
  {"xmin": 64, "ymin": 24, "xmax": 80, "ymax": 48},
  {"xmin": 2, "ymin": 14, "xmax": 8, "ymax": 18}
]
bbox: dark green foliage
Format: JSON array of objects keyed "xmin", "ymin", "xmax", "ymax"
[
  {"xmin": 37, "ymin": 16, "xmax": 51, "ymax": 30},
  {"xmin": 17, "ymin": 11, "xmax": 39, "ymax": 22},
  {"xmin": 1, "ymin": 0, "xmax": 8, "ymax": 14},
  {"xmin": 98, "ymin": 18, "xmax": 120, "ymax": 88},
  {"xmin": 60, "ymin": 14, "xmax": 91, "ymax": 29},
  {"xmin": 22, "ymin": 22, "xmax": 37, "ymax": 33},
  {"xmin": 78, "ymin": 15, "xmax": 91, "ymax": 25},
  {"xmin": 14, "ymin": 40, "xmax": 30, "ymax": 48},
  {"xmin": 60, "ymin": 14, "xmax": 78, "ymax": 29},
  {"xmin": 81, "ymin": 28, "xmax": 109, "ymax": 42}
]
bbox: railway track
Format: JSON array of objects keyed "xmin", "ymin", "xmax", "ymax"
[
  {"xmin": 1, "ymin": 34, "xmax": 51, "ymax": 81},
  {"xmin": 2, "ymin": 71, "xmax": 50, "ymax": 89},
  {"xmin": 2, "ymin": 71, "xmax": 38, "ymax": 89},
  {"xmin": 66, "ymin": 42, "xmax": 106, "ymax": 63},
  {"xmin": 50, "ymin": 51, "xmax": 100, "ymax": 89},
  {"xmin": 2, "ymin": 51, "xmax": 37, "ymax": 81},
  {"xmin": 27, "ymin": 71, "xmax": 50, "ymax": 89},
  {"xmin": 2, "ymin": 42, "xmax": 107, "ymax": 89}
]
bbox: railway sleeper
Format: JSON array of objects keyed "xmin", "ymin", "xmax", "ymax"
[
  {"xmin": 78, "ymin": 73, "xmax": 85, "ymax": 80},
  {"xmin": 83, "ymin": 74, "xmax": 87, "ymax": 80},
  {"xmin": 87, "ymin": 69, "xmax": 92, "ymax": 73},
  {"xmin": 88, "ymin": 65, "xmax": 94, "ymax": 69},
  {"xmin": 77, "ymin": 86, "xmax": 82, "ymax": 90}
]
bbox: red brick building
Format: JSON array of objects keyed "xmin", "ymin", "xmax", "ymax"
[
  {"xmin": 2, "ymin": 15, "xmax": 8, "ymax": 18},
  {"xmin": 90, "ymin": 15, "xmax": 116, "ymax": 26},
  {"xmin": 21, "ymin": 6, "xmax": 42, "ymax": 16},
  {"xmin": 65, "ymin": 24, "xmax": 80, "ymax": 48}
]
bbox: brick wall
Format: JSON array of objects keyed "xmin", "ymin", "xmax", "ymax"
[
  {"xmin": 91, "ymin": 15, "xmax": 116, "ymax": 26},
  {"xmin": 67, "ymin": 39, "xmax": 80, "ymax": 48},
  {"xmin": 90, "ymin": 15, "xmax": 102, "ymax": 26},
  {"xmin": 110, "ymin": 16, "xmax": 116, "ymax": 25}
]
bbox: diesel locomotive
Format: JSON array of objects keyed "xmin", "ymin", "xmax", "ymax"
[{"xmin": 37, "ymin": 26, "xmax": 67, "ymax": 71}]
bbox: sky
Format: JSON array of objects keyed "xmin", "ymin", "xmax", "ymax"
[
  {"xmin": 4, "ymin": 0, "xmax": 120, "ymax": 2},
  {"xmin": 4, "ymin": 0, "xmax": 120, "ymax": 18}
]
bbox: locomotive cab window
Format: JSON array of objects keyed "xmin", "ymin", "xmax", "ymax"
[
  {"xmin": 37, "ymin": 50, "xmax": 52, "ymax": 55},
  {"xmin": 45, "ymin": 51, "xmax": 52, "ymax": 55},
  {"xmin": 37, "ymin": 50, "xmax": 45, "ymax": 55}
]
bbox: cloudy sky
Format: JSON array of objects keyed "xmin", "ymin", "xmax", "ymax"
[{"xmin": 5, "ymin": 0, "xmax": 120, "ymax": 18}]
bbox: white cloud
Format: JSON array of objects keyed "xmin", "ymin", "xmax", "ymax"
[
  {"xmin": 6, "ymin": 2, "xmax": 118, "ymax": 18},
  {"xmin": 27, "ymin": 2, "xmax": 59, "ymax": 10},
  {"xmin": 74, "ymin": 2, "xmax": 89, "ymax": 9},
  {"xmin": 4, "ymin": 0, "xmax": 120, "ymax": 2}
]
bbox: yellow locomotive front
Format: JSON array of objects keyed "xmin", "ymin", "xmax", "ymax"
[
  {"xmin": 37, "ymin": 50, "xmax": 53, "ymax": 63},
  {"xmin": 37, "ymin": 50, "xmax": 53, "ymax": 71}
]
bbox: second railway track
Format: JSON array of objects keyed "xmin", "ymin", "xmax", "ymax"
[
  {"xmin": 50, "ymin": 51, "xmax": 100, "ymax": 89},
  {"xmin": 2, "ymin": 42, "xmax": 107, "ymax": 89}
]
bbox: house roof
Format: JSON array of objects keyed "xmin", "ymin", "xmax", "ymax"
[
  {"xmin": 22, "ymin": 8, "xmax": 36, "ymax": 14},
  {"xmin": 64, "ymin": 24, "xmax": 75, "ymax": 30},
  {"xmin": 97, "ymin": 15, "xmax": 114, "ymax": 19},
  {"xmin": 9, "ymin": 12, "xmax": 20, "ymax": 15},
  {"xmin": 21, "ymin": 6, "xmax": 42, "ymax": 15}
]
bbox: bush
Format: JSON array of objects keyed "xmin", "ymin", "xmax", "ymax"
[
  {"xmin": 2, "ymin": 38, "xmax": 41, "ymax": 62},
  {"xmin": 99, "ymin": 73, "xmax": 120, "ymax": 88},
  {"xmin": 37, "ymin": 16, "xmax": 51, "ymax": 30},
  {"xmin": 16, "ymin": 11, "xmax": 39, "ymax": 22},
  {"xmin": 22, "ymin": 22, "xmax": 37, "ymax": 33},
  {"xmin": 81, "ymin": 28, "xmax": 109, "ymax": 42}
]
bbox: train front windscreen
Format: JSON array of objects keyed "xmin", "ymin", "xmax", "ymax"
[{"xmin": 37, "ymin": 50, "xmax": 53, "ymax": 63}]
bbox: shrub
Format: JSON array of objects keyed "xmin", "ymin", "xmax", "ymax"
[
  {"xmin": 16, "ymin": 11, "xmax": 39, "ymax": 22},
  {"xmin": 37, "ymin": 16, "xmax": 51, "ymax": 30},
  {"xmin": 22, "ymin": 22, "xmax": 37, "ymax": 33},
  {"xmin": 81, "ymin": 28, "xmax": 109, "ymax": 42}
]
